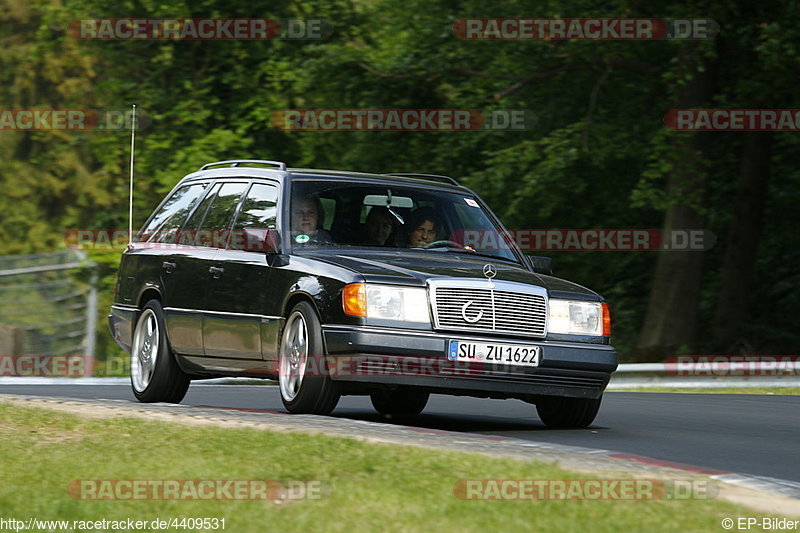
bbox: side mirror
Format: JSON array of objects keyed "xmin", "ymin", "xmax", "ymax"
[
  {"xmin": 233, "ymin": 228, "xmax": 282, "ymax": 254},
  {"xmin": 526, "ymin": 255, "xmax": 553, "ymax": 276},
  {"xmin": 263, "ymin": 229, "xmax": 282, "ymax": 255}
]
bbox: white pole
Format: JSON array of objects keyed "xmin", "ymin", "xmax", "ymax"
[
  {"xmin": 129, "ymin": 104, "xmax": 136, "ymax": 245},
  {"xmin": 84, "ymin": 268, "xmax": 98, "ymax": 375}
]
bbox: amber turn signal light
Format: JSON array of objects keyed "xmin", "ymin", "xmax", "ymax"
[
  {"xmin": 343, "ymin": 283, "xmax": 367, "ymax": 317},
  {"xmin": 601, "ymin": 302, "xmax": 611, "ymax": 336}
]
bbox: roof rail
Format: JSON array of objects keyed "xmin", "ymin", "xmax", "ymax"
[
  {"xmin": 200, "ymin": 160, "xmax": 287, "ymax": 171},
  {"xmin": 384, "ymin": 173, "xmax": 460, "ymax": 187}
]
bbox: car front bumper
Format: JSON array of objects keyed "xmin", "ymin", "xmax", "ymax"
[{"xmin": 322, "ymin": 325, "xmax": 617, "ymax": 400}]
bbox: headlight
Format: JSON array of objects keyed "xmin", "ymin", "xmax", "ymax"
[
  {"xmin": 343, "ymin": 283, "xmax": 430, "ymax": 325},
  {"xmin": 548, "ymin": 299, "xmax": 610, "ymax": 336}
]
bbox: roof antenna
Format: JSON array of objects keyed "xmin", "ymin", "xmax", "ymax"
[{"xmin": 128, "ymin": 104, "xmax": 136, "ymax": 247}]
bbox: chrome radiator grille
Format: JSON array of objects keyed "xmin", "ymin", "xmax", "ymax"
[{"xmin": 430, "ymin": 280, "xmax": 547, "ymax": 337}]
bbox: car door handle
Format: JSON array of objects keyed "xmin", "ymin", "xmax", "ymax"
[
  {"xmin": 162, "ymin": 261, "xmax": 176, "ymax": 273},
  {"xmin": 209, "ymin": 266, "xmax": 225, "ymax": 278}
]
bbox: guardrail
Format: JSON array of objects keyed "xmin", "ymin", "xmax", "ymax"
[
  {"xmin": 610, "ymin": 362, "xmax": 800, "ymax": 389},
  {"xmin": 0, "ymin": 251, "xmax": 97, "ymax": 361}
]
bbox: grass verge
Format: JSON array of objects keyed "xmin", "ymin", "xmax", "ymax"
[{"xmin": 0, "ymin": 402, "xmax": 776, "ymax": 532}]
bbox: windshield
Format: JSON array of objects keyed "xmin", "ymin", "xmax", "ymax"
[{"xmin": 289, "ymin": 180, "xmax": 519, "ymax": 262}]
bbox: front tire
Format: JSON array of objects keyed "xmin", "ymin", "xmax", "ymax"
[
  {"xmin": 278, "ymin": 301, "xmax": 340, "ymax": 414},
  {"xmin": 130, "ymin": 300, "xmax": 189, "ymax": 403},
  {"xmin": 370, "ymin": 388, "xmax": 429, "ymax": 416},
  {"xmin": 535, "ymin": 395, "xmax": 602, "ymax": 428}
]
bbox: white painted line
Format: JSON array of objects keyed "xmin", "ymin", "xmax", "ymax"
[
  {"xmin": 609, "ymin": 378, "xmax": 800, "ymax": 389},
  {"xmin": 616, "ymin": 361, "xmax": 800, "ymax": 372},
  {"xmin": 0, "ymin": 377, "xmax": 129, "ymax": 385},
  {"xmin": 711, "ymin": 474, "xmax": 800, "ymax": 499}
]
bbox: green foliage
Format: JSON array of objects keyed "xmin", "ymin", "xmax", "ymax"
[{"xmin": 0, "ymin": 0, "xmax": 798, "ymax": 364}]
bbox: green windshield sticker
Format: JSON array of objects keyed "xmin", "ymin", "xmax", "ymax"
[{"xmin": 295, "ymin": 234, "xmax": 310, "ymax": 244}]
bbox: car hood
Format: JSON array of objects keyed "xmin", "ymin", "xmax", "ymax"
[{"xmin": 297, "ymin": 249, "xmax": 601, "ymax": 299}]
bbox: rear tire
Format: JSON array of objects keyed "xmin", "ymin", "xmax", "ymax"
[
  {"xmin": 370, "ymin": 388, "xmax": 429, "ymax": 416},
  {"xmin": 279, "ymin": 301, "xmax": 341, "ymax": 414},
  {"xmin": 535, "ymin": 394, "xmax": 602, "ymax": 428},
  {"xmin": 130, "ymin": 300, "xmax": 189, "ymax": 403}
]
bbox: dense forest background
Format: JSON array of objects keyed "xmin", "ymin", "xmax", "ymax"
[{"xmin": 1, "ymin": 0, "xmax": 798, "ymax": 368}]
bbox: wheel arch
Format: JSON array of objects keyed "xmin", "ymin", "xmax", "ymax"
[
  {"xmin": 138, "ymin": 288, "xmax": 162, "ymax": 309},
  {"xmin": 283, "ymin": 291, "xmax": 321, "ymax": 319},
  {"xmin": 281, "ymin": 291, "xmax": 328, "ymax": 355}
]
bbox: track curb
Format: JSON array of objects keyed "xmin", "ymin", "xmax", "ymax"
[{"xmin": 1, "ymin": 393, "xmax": 798, "ymax": 516}]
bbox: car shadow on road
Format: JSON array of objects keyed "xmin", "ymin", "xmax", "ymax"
[{"xmin": 331, "ymin": 410, "xmax": 610, "ymax": 434}]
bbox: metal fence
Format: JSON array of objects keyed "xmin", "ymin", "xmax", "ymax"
[{"xmin": 0, "ymin": 251, "xmax": 97, "ymax": 367}]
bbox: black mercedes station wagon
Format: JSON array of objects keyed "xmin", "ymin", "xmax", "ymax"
[{"xmin": 109, "ymin": 160, "xmax": 617, "ymax": 427}]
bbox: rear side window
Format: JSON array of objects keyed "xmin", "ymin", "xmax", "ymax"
[
  {"xmin": 137, "ymin": 183, "xmax": 207, "ymax": 242},
  {"xmin": 177, "ymin": 183, "xmax": 221, "ymax": 245},
  {"xmin": 186, "ymin": 182, "xmax": 248, "ymax": 248},
  {"xmin": 233, "ymin": 183, "xmax": 279, "ymax": 230},
  {"xmin": 203, "ymin": 182, "xmax": 249, "ymax": 231}
]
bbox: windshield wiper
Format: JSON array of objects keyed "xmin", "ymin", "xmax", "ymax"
[{"xmin": 424, "ymin": 247, "xmax": 520, "ymax": 264}]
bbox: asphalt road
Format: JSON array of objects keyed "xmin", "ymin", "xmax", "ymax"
[{"xmin": 2, "ymin": 384, "xmax": 798, "ymax": 483}]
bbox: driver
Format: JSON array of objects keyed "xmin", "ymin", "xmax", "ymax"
[
  {"xmin": 291, "ymin": 195, "xmax": 333, "ymax": 245},
  {"xmin": 405, "ymin": 207, "xmax": 439, "ymax": 248}
]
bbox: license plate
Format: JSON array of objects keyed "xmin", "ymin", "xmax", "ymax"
[{"xmin": 447, "ymin": 340, "xmax": 540, "ymax": 367}]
